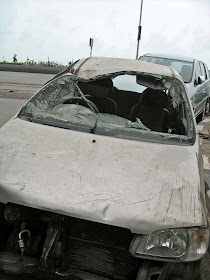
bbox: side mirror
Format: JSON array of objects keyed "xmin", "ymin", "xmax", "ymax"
[{"xmin": 198, "ymin": 75, "xmax": 205, "ymax": 84}]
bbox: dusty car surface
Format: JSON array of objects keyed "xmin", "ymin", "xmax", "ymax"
[
  {"xmin": 139, "ymin": 53, "xmax": 210, "ymax": 122},
  {"xmin": 0, "ymin": 57, "xmax": 209, "ymax": 280}
]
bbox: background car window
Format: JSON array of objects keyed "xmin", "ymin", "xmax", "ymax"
[
  {"xmin": 204, "ymin": 64, "xmax": 209, "ymax": 79},
  {"xmin": 195, "ymin": 62, "xmax": 202, "ymax": 80},
  {"xmin": 199, "ymin": 62, "xmax": 207, "ymax": 80},
  {"xmin": 139, "ymin": 56, "xmax": 193, "ymax": 83}
]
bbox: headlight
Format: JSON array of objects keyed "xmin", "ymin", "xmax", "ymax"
[{"xmin": 130, "ymin": 228, "xmax": 209, "ymax": 262}]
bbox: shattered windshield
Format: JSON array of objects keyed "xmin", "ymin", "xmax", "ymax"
[{"xmin": 19, "ymin": 73, "xmax": 194, "ymax": 143}]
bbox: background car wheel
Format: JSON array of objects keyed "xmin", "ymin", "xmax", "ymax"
[
  {"xmin": 197, "ymin": 99, "xmax": 210, "ymax": 123},
  {"xmin": 196, "ymin": 106, "xmax": 205, "ymax": 123},
  {"xmin": 205, "ymin": 99, "xmax": 210, "ymax": 115}
]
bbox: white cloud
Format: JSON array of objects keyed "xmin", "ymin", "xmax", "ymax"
[{"xmin": 0, "ymin": 0, "xmax": 210, "ymax": 67}]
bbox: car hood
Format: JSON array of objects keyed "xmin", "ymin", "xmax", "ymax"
[{"xmin": 0, "ymin": 118, "xmax": 206, "ymax": 234}]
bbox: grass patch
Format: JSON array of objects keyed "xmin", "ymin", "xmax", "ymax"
[
  {"xmin": 0, "ymin": 61, "xmax": 67, "ymax": 68},
  {"xmin": 0, "ymin": 62, "xmax": 24, "ymax": 65}
]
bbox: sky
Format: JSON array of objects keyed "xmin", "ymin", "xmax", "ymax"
[{"xmin": 1, "ymin": 0, "xmax": 210, "ymax": 67}]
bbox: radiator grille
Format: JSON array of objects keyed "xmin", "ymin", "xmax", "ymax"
[{"xmin": 62, "ymin": 217, "xmax": 140, "ymax": 279}]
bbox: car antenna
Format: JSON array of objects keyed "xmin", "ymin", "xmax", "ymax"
[{"xmin": 89, "ymin": 38, "xmax": 94, "ymax": 57}]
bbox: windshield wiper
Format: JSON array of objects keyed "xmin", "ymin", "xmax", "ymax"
[{"xmin": 75, "ymin": 82, "xmax": 100, "ymax": 134}]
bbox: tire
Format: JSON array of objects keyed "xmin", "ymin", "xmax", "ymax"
[
  {"xmin": 196, "ymin": 101, "xmax": 207, "ymax": 123},
  {"xmin": 196, "ymin": 109, "xmax": 205, "ymax": 123},
  {"xmin": 205, "ymin": 98, "xmax": 210, "ymax": 115}
]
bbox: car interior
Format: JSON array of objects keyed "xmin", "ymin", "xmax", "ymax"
[
  {"xmin": 76, "ymin": 75, "xmax": 188, "ymax": 136},
  {"xmin": 20, "ymin": 73, "xmax": 191, "ymax": 139}
]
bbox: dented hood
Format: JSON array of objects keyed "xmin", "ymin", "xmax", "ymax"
[{"xmin": 0, "ymin": 118, "xmax": 206, "ymax": 234}]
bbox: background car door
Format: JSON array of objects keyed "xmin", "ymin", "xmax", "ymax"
[
  {"xmin": 193, "ymin": 61, "xmax": 208, "ymax": 117},
  {"xmin": 204, "ymin": 63, "xmax": 210, "ymax": 107}
]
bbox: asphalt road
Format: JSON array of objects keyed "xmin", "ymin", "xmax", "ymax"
[
  {"xmin": 0, "ymin": 71, "xmax": 209, "ymax": 280},
  {"xmin": 0, "ymin": 98, "xmax": 26, "ymax": 127},
  {"xmin": 0, "ymin": 71, "xmax": 54, "ymax": 100},
  {"xmin": 0, "ymin": 71, "xmax": 54, "ymax": 85},
  {"xmin": 0, "ymin": 71, "xmax": 54, "ymax": 127}
]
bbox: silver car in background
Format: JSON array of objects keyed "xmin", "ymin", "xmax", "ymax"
[{"xmin": 139, "ymin": 53, "xmax": 210, "ymax": 122}]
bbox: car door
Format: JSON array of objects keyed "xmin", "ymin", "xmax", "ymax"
[
  {"xmin": 204, "ymin": 63, "xmax": 210, "ymax": 102},
  {"xmin": 193, "ymin": 61, "xmax": 208, "ymax": 117}
]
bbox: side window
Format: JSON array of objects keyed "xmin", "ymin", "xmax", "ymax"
[
  {"xmin": 199, "ymin": 62, "xmax": 207, "ymax": 80},
  {"xmin": 194, "ymin": 62, "xmax": 202, "ymax": 85},
  {"xmin": 195, "ymin": 62, "xmax": 202, "ymax": 78},
  {"xmin": 204, "ymin": 64, "xmax": 209, "ymax": 79}
]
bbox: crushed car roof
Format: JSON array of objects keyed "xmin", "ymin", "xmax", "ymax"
[{"xmin": 70, "ymin": 57, "xmax": 183, "ymax": 81}]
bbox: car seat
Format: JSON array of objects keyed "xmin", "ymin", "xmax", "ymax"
[
  {"xmin": 129, "ymin": 88, "xmax": 170, "ymax": 132},
  {"xmin": 86, "ymin": 96, "xmax": 117, "ymax": 114},
  {"xmin": 78, "ymin": 80, "xmax": 117, "ymax": 114}
]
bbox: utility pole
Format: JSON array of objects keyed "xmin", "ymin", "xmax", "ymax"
[
  {"xmin": 89, "ymin": 38, "xmax": 94, "ymax": 57},
  {"xmin": 136, "ymin": 0, "xmax": 144, "ymax": 60}
]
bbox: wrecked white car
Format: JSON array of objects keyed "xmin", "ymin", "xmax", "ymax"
[{"xmin": 0, "ymin": 57, "xmax": 209, "ymax": 280}]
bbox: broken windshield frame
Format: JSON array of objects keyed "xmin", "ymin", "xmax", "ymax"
[{"xmin": 18, "ymin": 72, "xmax": 195, "ymax": 145}]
